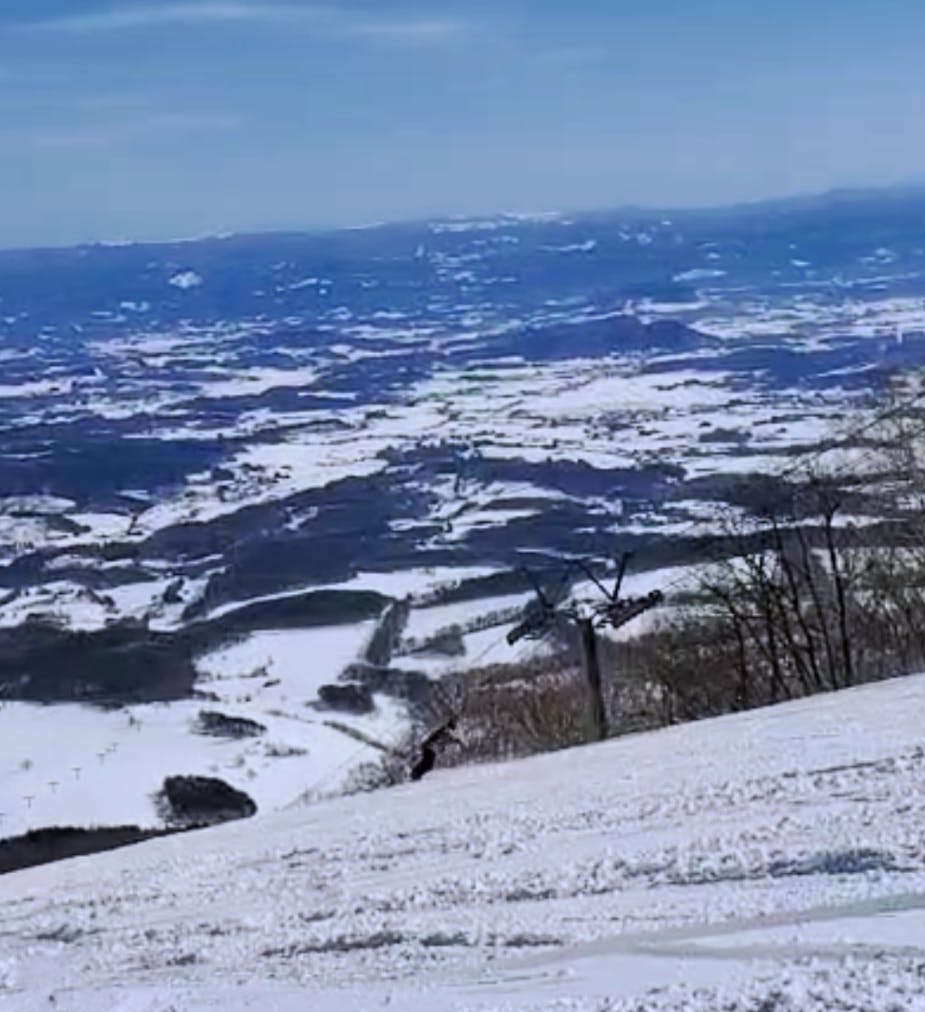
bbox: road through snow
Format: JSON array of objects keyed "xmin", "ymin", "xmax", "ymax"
[{"xmin": 5, "ymin": 674, "xmax": 925, "ymax": 1009}]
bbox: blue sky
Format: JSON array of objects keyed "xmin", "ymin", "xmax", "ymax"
[{"xmin": 2, "ymin": 0, "xmax": 925, "ymax": 247}]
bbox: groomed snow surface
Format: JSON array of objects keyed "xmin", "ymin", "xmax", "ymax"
[{"xmin": 6, "ymin": 673, "xmax": 925, "ymax": 1009}]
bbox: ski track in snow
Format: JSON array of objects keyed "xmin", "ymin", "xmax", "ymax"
[{"xmin": 5, "ymin": 674, "xmax": 925, "ymax": 1008}]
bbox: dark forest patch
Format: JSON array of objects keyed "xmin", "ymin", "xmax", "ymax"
[
  {"xmin": 0, "ymin": 589, "xmax": 389, "ymax": 704},
  {"xmin": 0, "ymin": 824, "xmax": 178, "ymax": 876}
]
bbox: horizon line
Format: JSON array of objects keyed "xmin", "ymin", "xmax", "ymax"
[{"xmin": 2, "ymin": 180, "xmax": 923, "ymax": 256}]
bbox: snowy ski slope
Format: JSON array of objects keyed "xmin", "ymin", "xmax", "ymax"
[{"xmin": 5, "ymin": 672, "xmax": 925, "ymax": 1009}]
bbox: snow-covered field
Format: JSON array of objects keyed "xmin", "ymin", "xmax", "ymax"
[
  {"xmin": 5, "ymin": 672, "xmax": 925, "ymax": 1009},
  {"xmin": 0, "ymin": 620, "xmax": 407, "ymax": 839},
  {"xmin": 5, "ymin": 194, "xmax": 925, "ymax": 690}
]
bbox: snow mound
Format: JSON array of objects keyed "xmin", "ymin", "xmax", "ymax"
[{"xmin": 168, "ymin": 270, "xmax": 204, "ymax": 290}]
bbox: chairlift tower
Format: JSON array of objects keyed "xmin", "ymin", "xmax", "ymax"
[{"xmin": 508, "ymin": 554, "xmax": 663, "ymax": 741}]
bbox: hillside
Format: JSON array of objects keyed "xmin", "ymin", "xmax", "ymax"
[{"xmin": 4, "ymin": 672, "xmax": 925, "ymax": 1010}]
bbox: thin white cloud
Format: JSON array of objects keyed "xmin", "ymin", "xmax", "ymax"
[
  {"xmin": 29, "ymin": 3, "xmax": 301, "ymax": 31},
  {"xmin": 0, "ymin": 91, "xmax": 151, "ymax": 113},
  {"xmin": 73, "ymin": 91, "xmax": 155, "ymax": 111},
  {"xmin": 23, "ymin": 3, "xmax": 467, "ymax": 43},
  {"xmin": 15, "ymin": 111, "xmax": 242, "ymax": 151},
  {"xmin": 533, "ymin": 44, "xmax": 611, "ymax": 67},
  {"xmin": 144, "ymin": 112, "xmax": 242, "ymax": 130},
  {"xmin": 351, "ymin": 17, "xmax": 468, "ymax": 42}
]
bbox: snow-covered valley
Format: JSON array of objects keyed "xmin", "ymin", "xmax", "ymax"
[
  {"xmin": 4, "ymin": 672, "xmax": 925, "ymax": 1009},
  {"xmin": 6, "ymin": 188, "xmax": 925, "ymax": 949}
]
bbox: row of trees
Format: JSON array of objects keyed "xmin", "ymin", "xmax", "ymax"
[{"xmin": 618, "ymin": 402, "xmax": 925, "ymax": 727}]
